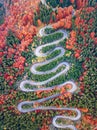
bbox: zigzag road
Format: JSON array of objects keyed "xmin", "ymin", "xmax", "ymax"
[{"xmin": 17, "ymin": 25, "xmax": 81, "ymax": 130}]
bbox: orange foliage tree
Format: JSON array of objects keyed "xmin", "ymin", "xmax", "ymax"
[
  {"xmin": 52, "ymin": 5, "xmax": 74, "ymax": 29},
  {"xmin": 76, "ymin": 0, "xmax": 88, "ymax": 9}
]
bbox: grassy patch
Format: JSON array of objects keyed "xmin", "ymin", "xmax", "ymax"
[{"xmin": 37, "ymin": 50, "xmax": 62, "ymax": 72}]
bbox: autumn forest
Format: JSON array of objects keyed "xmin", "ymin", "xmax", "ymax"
[{"xmin": 0, "ymin": 0, "xmax": 97, "ymax": 130}]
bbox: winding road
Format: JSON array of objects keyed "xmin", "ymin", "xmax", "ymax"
[{"xmin": 17, "ymin": 25, "xmax": 81, "ymax": 130}]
